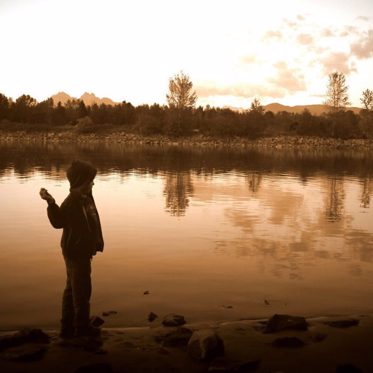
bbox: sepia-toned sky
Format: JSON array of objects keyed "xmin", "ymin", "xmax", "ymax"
[{"xmin": 0, "ymin": 0, "xmax": 372, "ymax": 108}]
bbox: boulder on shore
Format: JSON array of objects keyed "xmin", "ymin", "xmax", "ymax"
[
  {"xmin": 187, "ymin": 329, "xmax": 224, "ymax": 361},
  {"xmin": 162, "ymin": 314, "xmax": 186, "ymax": 327},
  {"xmin": 264, "ymin": 314, "xmax": 308, "ymax": 333},
  {"xmin": 155, "ymin": 327, "xmax": 193, "ymax": 347}
]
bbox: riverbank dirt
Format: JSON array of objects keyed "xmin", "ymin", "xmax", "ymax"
[
  {"xmin": 1, "ymin": 313, "xmax": 372, "ymax": 373},
  {"xmin": 2, "ymin": 130, "xmax": 373, "ymax": 149}
]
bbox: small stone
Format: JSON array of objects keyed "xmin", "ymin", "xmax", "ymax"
[
  {"xmin": 102, "ymin": 310, "xmax": 118, "ymax": 317},
  {"xmin": 143, "ymin": 290, "xmax": 150, "ymax": 295},
  {"xmin": 148, "ymin": 312, "xmax": 158, "ymax": 322},
  {"xmin": 272, "ymin": 337, "xmax": 305, "ymax": 348},
  {"xmin": 325, "ymin": 319, "xmax": 359, "ymax": 328},
  {"xmin": 222, "ymin": 305, "xmax": 233, "ymax": 309},
  {"xmin": 264, "ymin": 299, "xmax": 270, "ymax": 305},
  {"xmin": 188, "ymin": 329, "xmax": 224, "ymax": 361},
  {"xmin": 264, "ymin": 314, "xmax": 308, "ymax": 333},
  {"xmin": 74, "ymin": 362, "xmax": 113, "ymax": 373},
  {"xmin": 162, "ymin": 313, "xmax": 186, "ymax": 327}
]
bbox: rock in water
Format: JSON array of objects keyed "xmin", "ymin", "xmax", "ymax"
[
  {"xmin": 102, "ymin": 311, "xmax": 117, "ymax": 317},
  {"xmin": 188, "ymin": 329, "xmax": 224, "ymax": 361},
  {"xmin": 148, "ymin": 312, "xmax": 158, "ymax": 322},
  {"xmin": 162, "ymin": 313, "xmax": 186, "ymax": 327},
  {"xmin": 264, "ymin": 314, "xmax": 308, "ymax": 333}
]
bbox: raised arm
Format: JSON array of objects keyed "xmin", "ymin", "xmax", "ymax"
[{"xmin": 40, "ymin": 188, "xmax": 66, "ymax": 229}]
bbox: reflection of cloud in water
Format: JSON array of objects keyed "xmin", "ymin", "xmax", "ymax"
[
  {"xmin": 347, "ymin": 230, "xmax": 373, "ymax": 262},
  {"xmin": 214, "ymin": 176, "xmax": 373, "ymax": 280}
]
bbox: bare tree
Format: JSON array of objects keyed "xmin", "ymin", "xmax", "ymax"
[
  {"xmin": 166, "ymin": 71, "xmax": 197, "ymax": 110},
  {"xmin": 361, "ymin": 89, "xmax": 373, "ymax": 111},
  {"xmin": 325, "ymin": 72, "xmax": 350, "ymax": 111},
  {"xmin": 250, "ymin": 97, "xmax": 264, "ymax": 114}
]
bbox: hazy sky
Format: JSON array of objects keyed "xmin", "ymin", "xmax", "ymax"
[{"xmin": 1, "ymin": 0, "xmax": 372, "ymax": 107}]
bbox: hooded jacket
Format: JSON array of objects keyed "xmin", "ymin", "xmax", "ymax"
[{"xmin": 47, "ymin": 191, "xmax": 104, "ymax": 259}]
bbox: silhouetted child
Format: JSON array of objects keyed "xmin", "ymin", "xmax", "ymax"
[{"xmin": 40, "ymin": 160, "xmax": 104, "ymax": 339}]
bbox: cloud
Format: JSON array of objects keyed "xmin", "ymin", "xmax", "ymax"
[
  {"xmin": 296, "ymin": 33, "xmax": 314, "ymax": 45},
  {"xmin": 263, "ymin": 30, "xmax": 283, "ymax": 41},
  {"xmin": 269, "ymin": 62, "xmax": 307, "ymax": 93},
  {"xmin": 351, "ymin": 29, "xmax": 373, "ymax": 59},
  {"xmin": 356, "ymin": 16, "xmax": 369, "ymax": 22},
  {"xmin": 240, "ymin": 55, "xmax": 257, "ymax": 64},
  {"xmin": 321, "ymin": 28, "xmax": 337, "ymax": 37},
  {"xmin": 284, "ymin": 18, "xmax": 298, "ymax": 29},
  {"xmin": 340, "ymin": 25, "xmax": 359, "ymax": 37},
  {"xmin": 195, "ymin": 84, "xmax": 286, "ymax": 99},
  {"xmin": 321, "ymin": 52, "xmax": 357, "ymax": 74},
  {"xmin": 197, "ymin": 62, "xmax": 308, "ymax": 101}
]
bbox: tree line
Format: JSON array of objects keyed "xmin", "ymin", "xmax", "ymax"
[{"xmin": 0, "ymin": 71, "xmax": 372, "ymax": 139}]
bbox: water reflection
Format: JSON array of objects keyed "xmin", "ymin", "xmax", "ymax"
[
  {"xmin": 325, "ymin": 177, "xmax": 345, "ymax": 222},
  {"xmin": 247, "ymin": 172, "xmax": 262, "ymax": 193},
  {"xmin": 164, "ymin": 172, "xmax": 194, "ymax": 216},
  {"xmin": 2, "ymin": 140, "xmax": 373, "ymax": 327},
  {"xmin": 361, "ymin": 177, "xmax": 372, "ymax": 208}
]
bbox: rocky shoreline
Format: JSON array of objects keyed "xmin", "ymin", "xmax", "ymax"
[
  {"xmin": 1, "ymin": 313, "xmax": 372, "ymax": 372},
  {"xmin": 1, "ymin": 130, "xmax": 373, "ymax": 149}
]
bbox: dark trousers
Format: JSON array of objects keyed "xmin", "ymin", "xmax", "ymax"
[{"xmin": 61, "ymin": 256, "xmax": 92, "ymax": 333}]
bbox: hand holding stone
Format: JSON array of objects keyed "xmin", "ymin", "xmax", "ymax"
[{"xmin": 39, "ymin": 188, "xmax": 55, "ymax": 204}]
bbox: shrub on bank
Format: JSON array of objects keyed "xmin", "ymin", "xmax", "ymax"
[{"xmin": 0, "ymin": 92, "xmax": 371, "ymax": 139}]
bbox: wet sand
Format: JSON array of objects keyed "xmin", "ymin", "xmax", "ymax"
[{"xmin": 1, "ymin": 313, "xmax": 373, "ymax": 373}]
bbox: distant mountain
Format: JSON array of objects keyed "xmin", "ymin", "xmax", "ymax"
[
  {"xmin": 263, "ymin": 103, "xmax": 361, "ymax": 115},
  {"xmin": 80, "ymin": 92, "xmax": 116, "ymax": 106},
  {"xmin": 50, "ymin": 92, "xmax": 116, "ymax": 106},
  {"xmin": 50, "ymin": 93, "xmax": 361, "ymax": 114},
  {"xmin": 51, "ymin": 92, "xmax": 72, "ymax": 106}
]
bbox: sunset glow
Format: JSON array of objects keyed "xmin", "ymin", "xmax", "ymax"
[{"xmin": 1, "ymin": 0, "xmax": 372, "ymax": 107}]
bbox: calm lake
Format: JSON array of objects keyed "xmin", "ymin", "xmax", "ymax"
[{"xmin": 1, "ymin": 140, "xmax": 373, "ymax": 329}]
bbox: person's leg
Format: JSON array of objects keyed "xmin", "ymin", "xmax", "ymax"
[
  {"xmin": 69, "ymin": 256, "xmax": 97, "ymax": 336},
  {"xmin": 60, "ymin": 258, "xmax": 75, "ymax": 338}
]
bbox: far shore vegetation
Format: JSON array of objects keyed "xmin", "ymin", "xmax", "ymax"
[{"xmin": 1, "ymin": 72, "xmax": 373, "ymax": 140}]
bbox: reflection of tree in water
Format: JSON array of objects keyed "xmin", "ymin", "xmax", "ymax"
[
  {"xmin": 247, "ymin": 172, "xmax": 262, "ymax": 193},
  {"xmin": 360, "ymin": 177, "xmax": 372, "ymax": 208},
  {"xmin": 164, "ymin": 172, "xmax": 194, "ymax": 216},
  {"xmin": 325, "ymin": 177, "xmax": 345, "ymax": 222}
]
